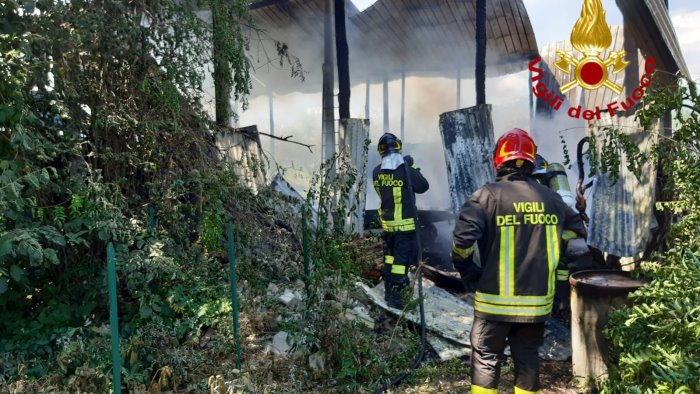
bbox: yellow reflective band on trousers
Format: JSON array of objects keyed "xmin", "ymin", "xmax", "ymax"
[
  {"xmin": 515, "ymin": 386, "xmax": 540, "ymax": 394},
  {"xmin": 453, "ymin": 244, "xmax": 474, "ymax": 259},
  {"xmin": 384, "ymin": 255, "xmax": 394, "ymax": 265},
  {"xmin": 471, "ymin": 385, "xmax": 497, "ymax": 394},
  {"xmin": 393, "ymin": 187, "xmax": 403, "ymax": 222},
  {"xmin": 556, "ymin": 269, "xmax": 569, "ymax": 281},
  {"xmin": 391, "ymin": 264, "xmax": 406, "ymax": 275},
  {"xmin": 545, "ymin": 225, "xmax": 559, "ymax": 298},
  {"xmin": 499, "ymin": 226, "xmax": 515, "ymax": 296}
]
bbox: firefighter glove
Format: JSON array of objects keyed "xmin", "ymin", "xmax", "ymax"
[
  {"xmin": 403, "ymin": 155, "xmax": 415, "ymax": 168},
  {"xmin": 453, "ymin": 253, "xmax": 482, "ymax": 293}
]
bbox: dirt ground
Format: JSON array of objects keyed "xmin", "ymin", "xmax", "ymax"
[{"xmin": 388, "ymin": 359, "xmax": 577, "ymax": 393}]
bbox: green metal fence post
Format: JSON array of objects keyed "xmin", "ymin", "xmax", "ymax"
[
  {"xmin": 302, "ymin": 208, "xmax": 310, "ymax": 278},
  {"xmin": 148, "ymin": 206, "xmax": 156, "ymax": 230},
  {"xmin": 227, "ymin": 223, "xmax": 241, "ymax": 369},
  {"xmin": 107, "ymin": 242, "xmax": 122, "ymax": 394}
]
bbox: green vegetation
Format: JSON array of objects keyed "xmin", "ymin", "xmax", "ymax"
[
  {"xmin": 0, "ymin": 3, "xmax": 439, "ymax": 391},
  {"xmin": 5, "ymin": 0, "xmax": 698, "ymax": 392},
  {"xmin": 598, "ymin": 77, "xmax": 700, "ymax": 393}
]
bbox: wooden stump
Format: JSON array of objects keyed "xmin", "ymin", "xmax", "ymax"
[{"xmin": 569, "ymin": 270, "xmax": 646, "ymax": 388}]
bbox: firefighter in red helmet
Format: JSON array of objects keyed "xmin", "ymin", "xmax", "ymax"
[
  {"xmin": 373, "ymin": 133, "xmax": 429, "ymax": 309},
  {"xmin": 452, "ymin": 128, "xmax": 588, "ymax": 393}
]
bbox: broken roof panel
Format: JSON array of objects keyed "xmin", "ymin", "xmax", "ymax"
[
  {"xmin": 248, "ymin": 0, "xmax": 538, "ymax": 96},
  {"xmin": 616, "ymin": 0, "xmax": 691, "ymax": 79}
]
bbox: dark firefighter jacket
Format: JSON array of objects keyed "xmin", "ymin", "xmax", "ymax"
[
  {"xmin": 372, "ymin": 162, "xmax": 429, "ymax": 233},
  {"xmin": 452, "ymin": 173, "xmax": 587, "ymax": 323}
]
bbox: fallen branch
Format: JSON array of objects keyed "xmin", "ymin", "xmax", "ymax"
[
  {"xmin": 257, "ymin": 131, "xmax": 315, "ymax": 153},
  {"xmin": 214, "ymin": 122, "xmax": 314, "ymax": 153}
]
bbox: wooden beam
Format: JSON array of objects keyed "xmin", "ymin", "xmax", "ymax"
[
  {"xmin": 322, "ymin": 0, "xmax": 335, "ymax": 162},
  {"xmin": 335, "ymin": 0, "xmax": 351, "ymax": 119},
  {"xmin": 365, "ymin": 79, "xmax": 370, "ymax": 120},
  {"xmin": 456, "ymin": 68, "xmax": 461, "ymax": 110},
  {"xmin": 400, "ymin": 71, "xmax": 406, "ymax": 141},
  {"xmin": 476, "ymin": 0, "xmax": 486, "ymax": 105},
  {"xmin": 269, "ymin": 92, "xmax": 275, "ymax": 157},
  {"xmin": 383, "ymin": 75, "xmax": 389, "ymax": 132}
]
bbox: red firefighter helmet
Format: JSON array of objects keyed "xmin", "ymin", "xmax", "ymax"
[{"xmin": 493, "ymin": 128, "xmax": 537, "ymax": 170}]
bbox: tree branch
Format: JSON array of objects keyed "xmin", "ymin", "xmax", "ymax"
[
  {"xmin": 216, "ymin": 123, "xmax": 314, "ymax": 152},
  {"xmin": 257, "ymin": 131, "xmax": 314, "ymax": 152}
]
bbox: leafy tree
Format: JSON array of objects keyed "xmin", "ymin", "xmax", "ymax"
[
  {"xmin": 0, "ymin": 0, "xmax": 294, "ymax": 381},
  {"xmin": 601, "ymin": 77, "xmax": 700, "ymax": 393}
]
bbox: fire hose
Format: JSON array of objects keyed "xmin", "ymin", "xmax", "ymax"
[
  {"xmin": 576, "ymin": 137, "xmax": 594, "ymax": 225},
  {"xmin": 372, "ymin": 157, "xmax": 428, "ymax": 394}
]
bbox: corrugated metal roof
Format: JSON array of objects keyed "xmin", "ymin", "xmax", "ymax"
[
  {"xmin": 247, "ymin": 0, "xmax": 538, "ymax": 96},
  {"xmin": 587, "ymin": 116, "xmax": 658, "ymax": 259},
  {"xmin": 617, "ymin": 0, "xmax": 691, "ymax": 79}
]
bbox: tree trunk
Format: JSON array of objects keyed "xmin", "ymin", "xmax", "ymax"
[
  {"xmin": 475, "ymin": 0, "xmax": 486, "ymax": 106},
  {"xmin": 322, "ymin": 0, "xmax": 335, "ymax": 162},
  {"xmin": 335, "ymin": 0, "xmax": 350, "ymax": 119},
  {"xmin": 212, "ymin": 4, "xmax": 232, "ymax": 127}
]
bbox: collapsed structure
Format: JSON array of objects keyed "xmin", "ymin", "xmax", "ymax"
[{"xmin": 234, "ymin": 0, "xmax": 689, "ymax": 264}]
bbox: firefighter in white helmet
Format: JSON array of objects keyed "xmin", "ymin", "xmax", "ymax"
[{"xmin": 372, "ymin": 133, "xmax": 429, "ymax": 309}]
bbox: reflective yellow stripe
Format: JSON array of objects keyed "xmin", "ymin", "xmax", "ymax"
[
  {"xmin": 562, "ymin": 230, "xmax": 577, "ymax": 242},
  {"xmin": 499, "ymin": 226, "xmax": 515, "ymax": 296},
  {"xmin": 556, "ymin": 269, "xmax": 569, "ymax": 281},
  {"xmin": 475, "ymin": 302, "xmax": 553, "ymax": 317},
  {"xmin": 514, "ymin": 386, "xmax": 540, "ymax": 394},
  {"xmin": 499, "ymin": 226, "xmax": 506, "ymax": 295},
  {"xmin": 508, "ymin": 226, "xmax": 515, "ymax": 295},
  {"xmin": 393, "ymin": 187, "xmax": 402, "ymax": 222},
  {"xmin": 553, "ymin": 226, "xmax": 560, "ymax": 266},
  {"xmin": 452, "ymin": 244, "xmax": 474, "ymax": 259},
  {"xmin": 381, "ymin": 218, "xmax": 415, "ymax": 232},
  {"xmin": 546, "ymin": 225, "xmax": 553, "ymax": 297},
  {"xmin": 471, "ymin": 385, "xmax": 497, "ymax": 394},
  {"xmin": 384, "ymin": 255, "xmax": 394, "ymax": 265},
  {"xmin": 475, "ymin": 291, "xmax": 553, "ymax": 305},
  {"xmin": 546, "ymin": 225, "xmax": 560, "ymax": 298},
  {"xmin": 391, "ymin": 264, "xmax": 406, "ymax": 275}
]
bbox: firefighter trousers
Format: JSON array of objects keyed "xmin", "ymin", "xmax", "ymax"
[
  {"xmin": 470, "ymin": 317, "xmax": 544, "ymax": 393},
  {"xmin": 381, "ymin": 231, "xmax": 417, "ymax": 308}
]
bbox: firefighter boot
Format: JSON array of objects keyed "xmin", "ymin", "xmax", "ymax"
[
  {"xmin": 382, "ymin": 263, "xmax": 391, "ymax": 303},
  {"xmin": 387, "ymin": 273, "xmax": 409, "ymax": 309}
]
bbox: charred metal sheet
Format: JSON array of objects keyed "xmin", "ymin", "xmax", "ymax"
[
  {"xmin": 270, "ymin": 173, "xmax": 318, "ymax": 227},
  {"xmin": 426, "ymin": 335, "xmax": 470, "ymax": 361},
  {"xmin": 339, "ymin": 119, "xmax": 370, "ymax": 234},
  {"xmin": 246, "ymin": 0, "xmax": 538, "ymax": 97},
  {"xmin": 359, "ymin": 278, "xmax": 573, "ymax": 361},
  {"xmin": 439, "ymin": 105, "xmax": 496, "ymax": 216},
  {"xmin": 357, "ymin": 278, "xmax": 474, "ymax": 347},
  {"xmin": 588, "ymin": 117, "xmax": 658, "ymax": 258},
  {"xmin": 216, "ymin": 125, "xmax": 267, "ymax": 192}
]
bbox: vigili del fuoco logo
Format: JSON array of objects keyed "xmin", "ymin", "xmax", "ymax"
[{"xmin": 528, "ymin": 0, "xmax": 656, "ymax": 120}]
